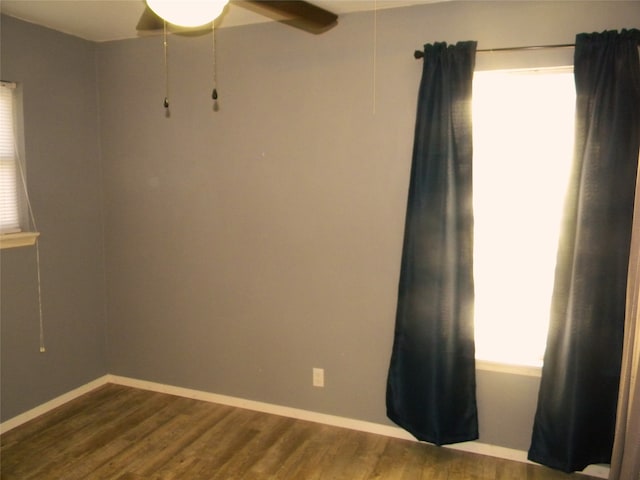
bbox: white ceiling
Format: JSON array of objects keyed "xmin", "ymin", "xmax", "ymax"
[{"xmin": 0, "ymin": 0, "xmax": 441, "ymax": 42}]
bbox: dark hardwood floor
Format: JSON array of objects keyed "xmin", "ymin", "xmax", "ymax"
[{"xmin": 1, "ymin": 384, "xmax": 599, "ymax": 479}]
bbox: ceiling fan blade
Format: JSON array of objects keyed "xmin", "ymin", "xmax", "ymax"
[
  {"xmin": 234, "ymin": 0, "xmax": 338, "ymax": 34},
  {"xmin": 136, "ymin": 5, "xmax": 164, "ymax": 31}
]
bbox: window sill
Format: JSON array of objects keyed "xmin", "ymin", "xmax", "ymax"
[
  {"xmin": 476, "ymin": 359, "xmax": 542, "ymax": 377},
  {"xmin": 0, "ymin": 232, "xmax": 40, "ymax": 249}
]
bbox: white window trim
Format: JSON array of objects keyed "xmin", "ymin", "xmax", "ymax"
[
  {"xmin": 0, "ymin": 231, "xmax": 39, "ymax": 249},
  {"xmin": 476, "ymin": 359, "xmax": 542, "ymax": 378}
]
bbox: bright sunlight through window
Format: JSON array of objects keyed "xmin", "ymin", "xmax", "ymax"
[{"xmin": 472, "ymin": 69, "xmax": 575, "ymax": 368}]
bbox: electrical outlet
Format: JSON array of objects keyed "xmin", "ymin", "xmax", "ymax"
[{"xmin": 313, "ymin": 368, "xmax": 324, "ymax": 387}]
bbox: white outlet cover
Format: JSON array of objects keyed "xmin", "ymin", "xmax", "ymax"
[{"xmin": 313, "ymin": 368, "xmax": 324, "ymax": 387}]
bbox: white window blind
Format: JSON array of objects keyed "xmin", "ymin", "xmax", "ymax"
[{"xmin": 0, "ymin": 82, "xmax": 20, "ymax": 234}]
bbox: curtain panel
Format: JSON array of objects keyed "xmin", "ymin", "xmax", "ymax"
[
  {"xmin": 386, "ymin": 41, "xmax": 478, "ymax": 446},
  {"xmin": 529, "ymin": 29, "xmax": 640, "ymax": 473},
  {"xmin": 610, "ymin": 150, "xmax": 640, "ymax": 480}
]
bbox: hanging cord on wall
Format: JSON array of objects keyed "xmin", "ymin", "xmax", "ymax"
[
  {"xmin": 15, "ymin": 147, "xmax": 45, "ymax": 353},
  {"xmin": 35, "ymin": 239, "xmax": 44, "ymax": 352},
  {"xmin": 372, "ymin": 0, "xmax": 377, "ymax": 115},
  {"xmin": 211, "ymin": 26, "xmax": 219, "ymax": 111},
  {"xmin": 163, "ymin": 20, "xmax": 170, "ymax": 115}
]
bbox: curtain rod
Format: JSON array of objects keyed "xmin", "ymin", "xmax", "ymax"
[{"xmin": 413, "ymin": 43, "xmax": 575, "ymax": 58}]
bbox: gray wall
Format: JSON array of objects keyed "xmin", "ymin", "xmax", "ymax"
[
  {"xmin": 98, "ymin": 1, "xmax": 640, "ymax": 451},
  {"xmin": 0, "ymin": 15, "xmax": 106, "ymax": 421}
]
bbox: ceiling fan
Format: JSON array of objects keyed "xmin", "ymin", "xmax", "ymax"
[
  {"xmin": 136, "ymin": 0, "xmax": 339, "ymax": 35},
  {"xmin": 138, "ymin": 0, "xmax": 338, "ymax": 112}
]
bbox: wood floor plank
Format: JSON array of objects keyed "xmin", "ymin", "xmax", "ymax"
[
  {"xmin": 0, "ymin": 384, "xmax": 126, "ymax": 449},
  {"xmin": 1, "ymin": 384, "xmax": 129, "ymax": 452},
  {"xmin": 267, "ymin": 423, "xmax": 344, "ymax": 479},
  {"xmin": 247, "ymin": 417, "xmax": 316, "ymax": 477},
  {"xmin": 404, "ymin": 441, "xmax": 442, "ymax": 479},
  {"xmin": 303, "ymin": 428, "xmax": 365, "ymax": 480},
  {"xmin": 367, "ymin": 433, "xmax": 416, "ymax": 479},
  {"xmin": 341, "ymin": 430, "xmax": 390, "ymax": 480},
  {"xmin": 78, "ymin": 401, "xmax": 212, "ymax": 479},
  {"xmin": 495, "ymin": 455, "xmax": 528, "ymax": 479},
  {"xmin": 208, "ymin": 412, "xmax": 295, "ymax": 480},
  {"xmin": 152, "ymin": 407, "xmax": 268, "ymax": 480},
  {"xmin": 2, "ymin": 386, "xmax": 155, "ymax": 479},
  {"xmin": 0, "ymin": 384, "xmax": 603, "ymax": 480},
  {"xmin": 21, "ymin": 389, "xmax": 180, "ymax": 480},
  {"xmin": 95, "ymin": 401, "xmax": 237, "ymax": 480},
  {"xmin": 292, "ymin": 423, "xmax": 356, "ymax": 480}
]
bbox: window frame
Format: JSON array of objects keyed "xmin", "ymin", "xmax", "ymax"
[
  {"xmin": 471, "ymin": 66, "xmax": 576, "ymax": 376},
  {"xmin": 0, "ymin": 80, "xmax": 39, "ymax": 249}
]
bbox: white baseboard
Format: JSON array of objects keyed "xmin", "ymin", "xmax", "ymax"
[
  {"xmin": 107, "ymin": 374, "xmax": 417, "ymax": 440},
  {"xmin": 0, "ymin": 375, "xmax": 110, "ymax": 434},
  {"xmin": 1, "ymin": 374, "xmax": 610, "ymax": 479}
]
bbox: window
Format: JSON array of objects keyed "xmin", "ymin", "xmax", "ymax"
[
  {"xmin": 472, "ymin": 69, "xmax": 576, "ymax": 368},
  {"xmin": 0, "ymin": 81, "xmax": 20, "ymax": 233},
  {"xmin": 0, "ymin": 81, "xmax": 38, "ymax": 248}
]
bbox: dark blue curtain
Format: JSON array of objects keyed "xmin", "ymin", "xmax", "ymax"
[
  {"xmin": 386, "ymin": 41, "xmax": 478, "ymax": 446},
  {"xmin": 529, "ymin": 29, "xmax": 640, "ymax": 473}
]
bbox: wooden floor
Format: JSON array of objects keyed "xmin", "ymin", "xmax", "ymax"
[{"xmin": 1, "ymin": 384, "xmax": 598, "ymax": 480}]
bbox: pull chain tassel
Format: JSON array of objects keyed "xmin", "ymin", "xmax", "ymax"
[
  {"xmin": 163, "ymin": 21, "xmax": 170, "ymax": 111},
  {"xmin": 212, "ymin": 27, "xmax": 219, "ymax": 109}
]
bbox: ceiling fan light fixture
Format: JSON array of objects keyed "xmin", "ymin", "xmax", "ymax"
[{"xmin": 145, "ymin": 0, "xmax": 228, "ymax": 28}]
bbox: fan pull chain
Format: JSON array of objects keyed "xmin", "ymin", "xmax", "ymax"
[
  {"xmin": 372, "ymin": 0, "xmax": 377, "ymax": 115},
  {"xmin": 35, "ymin": 241, "xmax": 45, "ymax": 352},
  {"xmin": 163, "ymin": 21, "xmax": 170, "ymax": 111},
  {"xmin": 15, "ymin": 139, "xmax": 45, "ymax": 352},
  {"xmin": 211, "ymin": 26, "xmax": 219, "ymax": 110}
]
